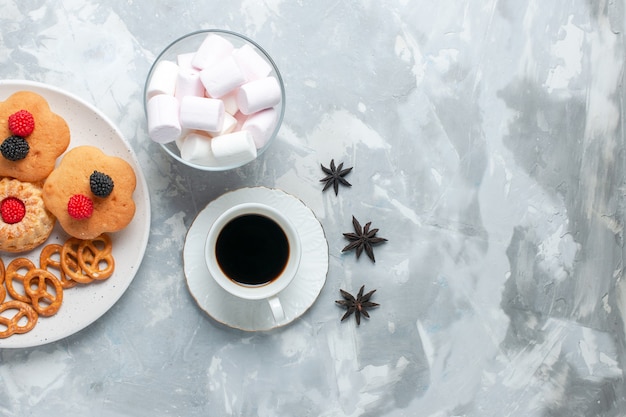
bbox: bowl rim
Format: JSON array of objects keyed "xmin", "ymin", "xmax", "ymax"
[{"xmin": 143, "ymin": 29, "xmax": 286, "ymax": 171}]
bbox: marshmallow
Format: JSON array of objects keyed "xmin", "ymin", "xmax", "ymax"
[
  {"xmin": 210, "ymin": 113, "xmax": 237, "ymax": 137},
  {"xmin": 234, "ymin": 111, "xmax": 248, "ymax": 129},
  {"xmin": 200, "ymin": 55, "xmax": 247, "ymax": 98},
  {"xmin": 147, "ymin": 94, "xmax": 182, "ymax": 144},
  {"xmin": 211, "ymin": 130, "xmax": 257, "ymax": 165},
  {"xmin": 241, "ymin": 107, "xmax": 278, "ymax": 148},
  {"xmin": 191, "ymin": 34, "xmax": 234, "ymax": 70},
  {"xmin": 180, "ymin": 132, "xmax": 218, "ymax": 165},
  {"xmin": 179, "ymin": 96, "xmax": 225, "ymax": 133},
  {"xmin": 175, "ymin": 68, "xmax": 204, "ymax": 100},
  {"xmin": 177, "ymin": 52, "xmax": 197, "ymax": 70},
  {"xmin": 220, "ymin": 90, "xmax": 239, "ymax": 115},
  {"xmin": 174, "ymin": 130, "xmax": 188, "ymax": 152},
  {"xmin": 233, "ymin": 44, "xmax": 272, "ymax": 81},
  {"xmin": 146, "ymin": 60, "xmax": 179, "ymax": 99},
  {"xmin": 236, "ymin": 76, "xmax": 281, "ymax": 115}
]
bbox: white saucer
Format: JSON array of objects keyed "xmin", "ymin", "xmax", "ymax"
[{"xmin": 184, "ymin": 187, "xmax": 328, "ymax": 331}]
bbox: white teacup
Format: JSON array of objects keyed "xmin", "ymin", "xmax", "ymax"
[{"xmin": 205, "ymin": 202, "xmax": 301, "ymax": 321}]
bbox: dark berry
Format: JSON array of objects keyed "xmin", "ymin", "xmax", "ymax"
[
  {"xmin": 89, "ymin": 170, "xmax": 114, "ymax": 197},
  {"xmin": 0, "ymin": 136, "xmax": 29, "ymax": 161}
]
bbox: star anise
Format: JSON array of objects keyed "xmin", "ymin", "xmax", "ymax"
[
  {"xmin": 335, "ymin": 285, "xmax": 379, "ymax": 325},
  {"xmin": 320, "ymin": 159, "xmax": 352, "ymax": 195},
  {"xmin": 342, "ymin": 216, "xmax": 387, "ymax": 262}
]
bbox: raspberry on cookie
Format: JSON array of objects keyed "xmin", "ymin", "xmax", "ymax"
[
  {"xmin": 0, "ymin": 91, "xmax": 70, "ymax": 182},
  {"xmin": 42, "ymin": 146, "xmax": 136, "ymax": 240},
  {"xmin": 8, "ymin": 109, "xmax": 35, "ymax": 137}
]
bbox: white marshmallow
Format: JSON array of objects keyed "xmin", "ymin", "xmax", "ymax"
[
  {"xmin": 146, "ymin": 60, "xmax": 179, "ymax": 99},
  {"xmin": 236, "ymin": 76, "xmax": 282, "ymax": 115},
  {"xmin": 200, "ymin": 55, "xmax": 247, "ymax": 98},
  {"xmin": 233, "ymin": 111, "xmax": 247, "ymax": 131},
  {"xmin": 233, "ymin": 44, "xmax": 272, "ymax": 81},
  {"xmin": 209, "ymin": 113, "xmax": 237, "ymax": 137},
  {"xmin": 180, "ymin": 132, "xmax": 218, "ymax": 165},
  {"xmin": 241, "ymin": 107, "xmax": 278, "ymax": 148},
  {"xmin": 177, "ymin": 52, "xmax": 197, "ymax": 70},
  {"xmin": 147, "ymin": 94, "xmax": 182, "ymax": 144},
  {"xmin": 174, "ymin": 130, "xmax": 187, "ymax": 152},
  {"xmin": 175, "ymin": 68, "xmax": 204, "ymax": 100},
  {"xmin": 211, "ymin": 130, "xmax": 257, "ymax": 165},
  {"xmin": 179, "ymin": 96, "xmax": 225, "ymax": 133},
  {"xmin": 220, "ymin": 90, "xmax": 239, "ymax": 115},
  {"xmin": 191, "ymin": 34, "xmax": 234, "ymax": 70}
]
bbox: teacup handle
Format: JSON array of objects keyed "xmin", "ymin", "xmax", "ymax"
[{"xmin": 268, "ymin": 295, "xmax": 285, "ymax": 322}]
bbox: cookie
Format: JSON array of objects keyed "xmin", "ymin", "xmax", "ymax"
[
  {"xmin": 0, "ymin": 177, "xmax": 56, "ymax": 253},
  {"xmin": 42, "ymin": 146, "xmax": 136, "ymax": 240},
  {"xmin": 0, "ymin": 91, "xmax": 70, "ymax": 182}
]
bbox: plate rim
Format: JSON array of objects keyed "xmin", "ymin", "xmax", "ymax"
[{"xmin": 0, "ymin": 79, "xmax": 151, "ymax": 348}]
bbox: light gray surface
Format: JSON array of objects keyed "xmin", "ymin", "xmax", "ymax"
[{"xmin": 1, "ymin": 1, "xmax": 626, "ymax": 416}]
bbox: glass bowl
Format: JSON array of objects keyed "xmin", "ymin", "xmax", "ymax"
[{"xmin": 143, "ymin": 29, "xmax": 285, "ymax": 171}]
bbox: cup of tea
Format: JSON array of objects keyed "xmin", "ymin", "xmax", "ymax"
[{"xmin": 205, "ymin": 202, "xmax": 301, "ymax": 321}]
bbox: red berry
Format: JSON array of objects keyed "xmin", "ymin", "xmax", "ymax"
[
  {"xmin": 8, "ymin": 110, "xmax": 35, "ymax": 137},
  {"xmin": 67, "ymin": 194, "xmax": 93, "ymax": 219},
  {"xmin": 1, "ymin": 197, "xmax": 25, "ymax": 224}
]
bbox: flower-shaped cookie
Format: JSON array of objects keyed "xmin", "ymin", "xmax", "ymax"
[
  {"xmin": 0, "ymin": 91, "xmax": 70, "ymax": 182},
  {"xmin": 43, "ymin": 146, "xmax": 136, "ymax": 240}
]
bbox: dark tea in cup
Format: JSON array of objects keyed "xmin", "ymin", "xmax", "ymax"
[
  {"xmin": 205, "ymin": 202, "xmax": 302, "ymax": 321},
  {"xmin": 215, "ymin": 213, "xmax": 289, "ymax": 286}
]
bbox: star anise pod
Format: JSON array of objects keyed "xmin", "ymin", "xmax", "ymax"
[
  {"xmin": 335, "ymin": 285, "xmax": 379, "ymax": 325},
  {"xmin": 342, "ymin": 216, "xmax": 387, "ymax": 262},
  {"xmin": 320, "ymin": 159, "xmax": 352, "ymax": 195}
]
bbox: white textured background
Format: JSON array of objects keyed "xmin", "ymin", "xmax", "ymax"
[{"xmin": 1, "ymin": 1, "xmax": 625, "ymax": 416}]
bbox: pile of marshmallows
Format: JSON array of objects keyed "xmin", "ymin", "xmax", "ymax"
[{"xmin": 146, "ymin": 33, "xmax": 282, "ymax": 167}]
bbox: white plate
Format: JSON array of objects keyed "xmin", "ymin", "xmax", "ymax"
[
  {"xmin": 184, "ymin": 187, "xmax": 328, "ymax": 331},
  {"xmin": 0, "ymin": 80, "xmax": 151, "ymax": 348}
]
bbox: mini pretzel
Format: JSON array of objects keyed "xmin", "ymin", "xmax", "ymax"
[
  {"xmin": 40, "ymin": 244, "xmax": 77, "ymax": 289},
  {"xmin": 0, "ymin": 300, "xmax": 38, "ymax": 338},
  {"xmin": 0, "ymin": 233, "xmax": 118, "ymax": 339},
  {"xmin": 0, "ymin": 258, "xmax": 5, "ymax": 304},
  {"xmin": 23, "ymin": 268, "xmax": 64, "ymax": 317},
  {"xmin": 61, "ymin": 237, "xmax": 94, "ymax": 284},
  {"xmin": 5, "ymin": 258, "xmax": 35, "ymax": 303},
  {"xmin": 78, "ymin": 234, "xmax": 114, "ymax": 280}
]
